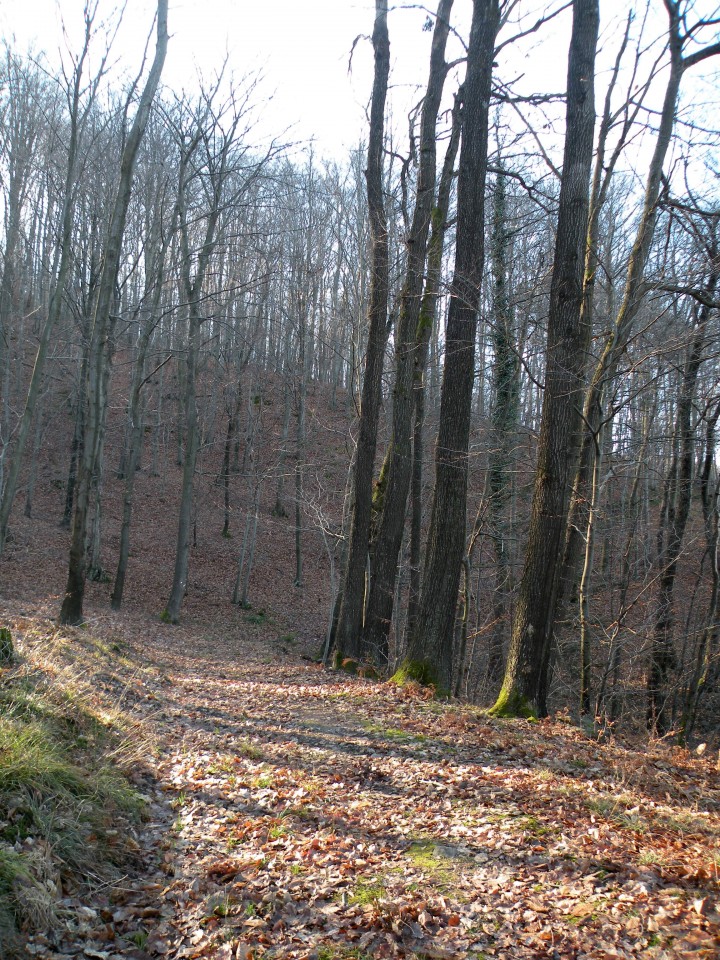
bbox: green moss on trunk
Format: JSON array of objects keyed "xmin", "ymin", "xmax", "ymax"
[
  {"xmin": 487, "ymin": 684, "xmax": 536, "ymax": 719},
  {"xmin": 390, "ymin": 659, "xmax": 445, "ymax": 696}
]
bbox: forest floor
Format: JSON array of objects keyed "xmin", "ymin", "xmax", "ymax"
[{"xmin": 4, "ymin": 601, "xmax": 720, "ymax": 960}]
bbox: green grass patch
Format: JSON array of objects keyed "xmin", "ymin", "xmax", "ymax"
[
  {"xmin": 0, "ymin": 623, "xmax": 148, "ymax": 953},
  {"xmin": 282, "ymin": 803, "xmax": 314, "ymax": 821},
  {"xmin": 237, "ymin": 739, "xmax": 262, "ymax": 760},
  {"xmin": 349, "ymin": 878, "xmax": 387, "ymax": 907},
  {"xmin": 244, "ymin": 608, "xmax": 269, "ymax": 626},
  {"xmin": 361, "ymin": 720, "xmax": 427, "ymax": 743},
  {"xmin": 402, "ymin": 838, "xmax": 474, "ymax": 891},
  {"xmin": 585, "ymin": 794, "xmax": 651, "ymax": 833},
  {"xmin": 516, "ymin": 814, "xmax": 557, "ymax": 838},
  {"xmin": 252, "ymin": 772, "xmax": 274, "ymax": 789},
  {"xmin": 317, "ymin": 948, "xmax": 372, "ymax": 960}
]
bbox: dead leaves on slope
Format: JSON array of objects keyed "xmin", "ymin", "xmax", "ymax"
[{"xmin": 19, "ymin": 624, "xmax": 720, "ymax": 960}]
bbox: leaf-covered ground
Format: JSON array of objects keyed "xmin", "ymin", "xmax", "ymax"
[{"xmin": 10, "ymin": 608, "xmax": 719, "ymax": 960}]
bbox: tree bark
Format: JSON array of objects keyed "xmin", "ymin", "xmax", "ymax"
[
  {"xmin": 403, "ymin": 0, "xmax": 501, "ymax": 693},
  {"xmin": 60, "ymin": 0, "xmax": 169, "ymax": 624},
  {"xmin": 490, "ymin": 0, "xmax": 599, "ymax": 717},
  {"xmin": 406, "ymin": 93, "xmax": 461, "ymax": 646},
  {"xmin": 486, "ymin": 167, "xmax": 521, "ymax": 686},
  {"xmin": 362, "ymin": 0, "xmax": 454, "ymax": 666},
  {"xmin": 334, "ymin": 0, "xmax": 391, "ymax": 662},
  {"xmin": 648, "ymin": 250, "xmax": 718, "ymax": 733}
]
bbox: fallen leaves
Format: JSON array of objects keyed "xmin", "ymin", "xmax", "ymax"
[{"xmin": 8, "ymin": 611, "xmax": 719, "ymax": 960}]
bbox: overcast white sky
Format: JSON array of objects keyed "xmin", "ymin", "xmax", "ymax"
[
  {"xmin": 0, "ymin": 0, "xmax": 478, "ymax": 155},
  {"xmin": 0, "ymin": 0, "xmax": 579, "ymax": 156},
  {"xmin": 0, "ymin": 0, "xmax": 717, "ymax": 183}
]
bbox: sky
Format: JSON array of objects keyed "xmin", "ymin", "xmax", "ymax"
[
  {"xmin": 0, "ymin": 0, "xmax": 717, "ymax": 185},
  {"xmin": 0, "ymin": 0, "xmax": 477, "ymax": 156}
]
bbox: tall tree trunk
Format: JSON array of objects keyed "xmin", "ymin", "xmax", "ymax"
[
  {"xmin": 406, "ymin": 93, "xmax": 461, "ymax": 645},
  {"xmin": 560, "ymin": 2, "xmax": 720, "ymax": 616},
  {"xmin": 334, "ymin": 0, "xmax": 391, "ymax": 661},
  {"xmin": 24, "ymin": 394, "xmax": 45, "ymax": 519},
  {"xmin": 233, "ymin": 476, "xmax": 262, "ymax": 608},
  {"xmin": 486, "ymin": 167, "xmax": 520, "ymax": 686},
  {"xmin": 577, "ymin": 420, "xmax": 609, "ymax": 715},
  {"xmin": 87, "ymin": 430, "xmax": 107, "ymax": 581},
  {"xmin": 150, "ymin": 359, "xmax": 165, "ymax": 477},
  {"xmin": 592, "ymin": 398, "xmax": 653, "ymax": 722},
  {"xmin": 111, "ymin": 277, "xmax": 168, "ymax": 608},
  {"xmin": 402, "ymin": 0, "xmax": 501, "ymax": 693},
  {"xmin": 295, "ymin": 372, "xmax": 306, "ymax": 587},
  {"xmin": 490, "ymin": 0, "xmax": 599, "ymax": 717},
  {"xmin": 62, "ymin": 357, "xmax": 88, "ymax": 530},
  {"xmin": 0, "ymin": 52, "xmax": 39, "ymax": 510},
  {"xmin": 680, "ymin": 399, "xmax": 720, "ymax": 740},
  {"xmin": 110, "ymin": 386, "xmax": 145, "ymax": 609},
  {"xmin": 648, "ymin": 254, "xmax": 718, "ymax": 733},
  {"xmin": 60, "ymin": 0, "xmax": 169, "ymax": 624},
  {"xmin": 363, "ymin": 0, "xmax": 454, "ymax": 666},
  {"xmin": 165, "ymin": 312, "xmax": 200, "ymax": 623},
  {"xmin": 164, "ymin": 78, "xmax": 248, "ymax": 623},
  {"xmin": 273, "ymin": 380, "xmax": 292, "ymax": 518},
  {"xmin": 222, "ymin": 386, "xmax": 243, "ymax": 537},
  {"xmin": 363, "ymin": 0, "xmax": 453, "ymax": 665},
  {"xmin": 0, "ymin": 31, "xmax": 91, "ymax": 552}
]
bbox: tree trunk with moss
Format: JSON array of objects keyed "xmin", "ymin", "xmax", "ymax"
[
  {"xmin": 406, "ymin": 95, "xmax": 461, "ymax": 646},
  {"xmin": 333, "ymin": 0, "xmax": 390, "ymax": 662},
  {"xmin": 362, "ymin": 0, "xmax": 454, "ymax": 666},
  {"xmin": 401, "ymin": 0, "xmax": 501, "ymax": 694},
  {"xmin": 485, "ymin": 167, "xmax": 520, "ymax": 685},
  {"xmin": 490, "ymin": 0, "xmax": 598, "ymax": 718}
]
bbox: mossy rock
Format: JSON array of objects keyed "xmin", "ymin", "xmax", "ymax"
[{"xmin": 0, "ymin": 629, "xmax": 13, "ymax": 665}]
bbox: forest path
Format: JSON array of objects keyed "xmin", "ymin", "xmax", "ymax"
[{"xmin": 26, "ymin": 614, "xmax": 720, "ymax": 960}]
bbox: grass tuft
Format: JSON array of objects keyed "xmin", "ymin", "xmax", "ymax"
[{"xmin": 0, "ymin": 620, "xmax": 149, "ymax": 953}]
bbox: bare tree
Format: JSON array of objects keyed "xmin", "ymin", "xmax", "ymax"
[
  {"xmin": 363, "ymin": 0, "xmax": 455, "ymax": 665},
  {"xmin": 0, "ymin": 13, "xmax": 108, "ymax": 553},
  {"xmin": 402, "ymin": 0, "xmax": 502, "ymax": 692},
  {"xmin": 164, "ymin": 76, "xmax": 273, "ymax": 623},
  {"xmin": 60, "ymin": 0, "xmax": 169, "ymax": 624},
  {"xmin": 490, "ymin": 0, "xmax": 599, "ymax": 717},
  {"xmin": 333, "ymin": 0, "xmax": 391, "ymax": 662}
]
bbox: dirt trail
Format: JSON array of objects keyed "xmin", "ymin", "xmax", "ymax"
[{"xmin": 23, "ymin": 620, "xmax": 720, "ymax": 960}]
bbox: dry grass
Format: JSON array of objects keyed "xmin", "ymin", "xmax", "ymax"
[{"xmin": 0, "ymin": 617, "xmax": 152, "ymax": 954}]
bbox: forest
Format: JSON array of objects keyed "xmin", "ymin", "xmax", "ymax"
[{"xmin": 0, "ymin": 0, "xmax": 719, "ymax": 957}]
